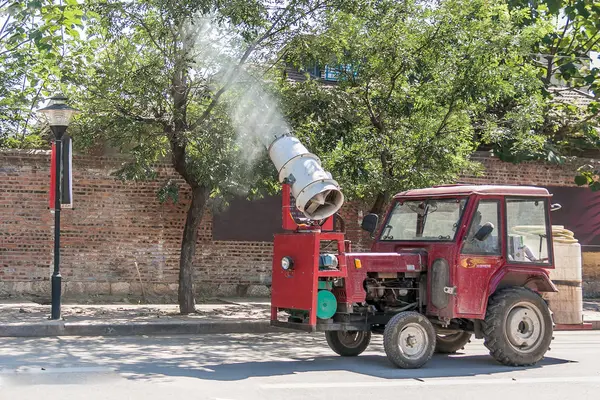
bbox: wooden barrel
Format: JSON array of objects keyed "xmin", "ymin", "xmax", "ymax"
[{"xmin": 542, "ymin": 230, "xmax": 583, "ymax": 325}]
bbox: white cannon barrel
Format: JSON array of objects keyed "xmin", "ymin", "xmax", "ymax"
[{"xmin": 268, "ymin": 135, "xmax": 344, "ymax": 220}]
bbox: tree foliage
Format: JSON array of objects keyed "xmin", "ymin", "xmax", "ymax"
[
  {"xmin": 66, "ymin": 0, "xmax": 340, "ymax": 313},
  {"xmin": 497, "ymin": 1, "xmax": 600, "ymax": 172},
  {"xmin": 0, "ymin": 0, "xmax": 86, "ymax": 147},
  {"xmin": 280, "ymin": 0, "xmax": 548, "ymax": 211}
]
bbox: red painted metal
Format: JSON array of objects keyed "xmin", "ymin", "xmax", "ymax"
[
  {"xmin": 456, "ymin": 255, "xmax": 503, "ymax": 315},
  {"xmin": 271, "ymin": 232, "xmax": 319, "ymax": 324},
  {"xmin": 271, "ymin": 231, "xmax": 347, "ymax": 327},
  {"xmin": 394, "ymin": 185, "xmax": 552, "ymax": 199},
  {"xmin": 454, "ymin": 195, "xmax": 505, "ymax": 317},
  {"xmin": 425, "ymin": 244, "xmax": 459, "ymax": 319},
  {"xmin": 554, "ymin": 323, "xmax": 593, "ymax": 331},
  {"xmin": 271, "ymin": 183, "xmax": 558, "ymax": 329},
  {"xmin": 489, "ymin": 266, "xmax": 557, "ymax": 294},
  {"xmin": 49, "ymin": 142, "xmax": 56, "ymax": 210}
]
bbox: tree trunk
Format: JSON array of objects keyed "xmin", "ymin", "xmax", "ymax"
[
  {"xmin": 178, "ymin": 185, "xmax": 208, "ymax": 314},
  {"xmin": 370, "ymin": 191, "xmax": 388, "ymax": 215}
]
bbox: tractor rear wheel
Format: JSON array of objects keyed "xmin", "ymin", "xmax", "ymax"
[
  {"xmin": 325, "ymin": 330, "xmax": 371, "ymax": 357},
  {"xmin": 435, "ymin": 331, "xmax": 471, "ymax": 354},
  {"xmin": 482, "ymin": 287, "xmax": 553, "ymax": 366},
  {"xmin": 383, "ymin": 311, "xmax": 436, "ymax": 369}
]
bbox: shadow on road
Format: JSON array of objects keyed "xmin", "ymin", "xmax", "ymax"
[
  {"xmin": 0, "ymin": 333, "xmax": 574, "ymax": 383},
  {"xmin": 121, "ymin": 353, "xmax": 572, "ymax": 381}
]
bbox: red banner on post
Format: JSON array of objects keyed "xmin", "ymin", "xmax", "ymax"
[
  {"xmin": 49, "ymin": 142, "xmax": 56, "ymax": 210},
  {"xmin": 49, "ymin": 137, "xmax": 73, "ymax": 211}
]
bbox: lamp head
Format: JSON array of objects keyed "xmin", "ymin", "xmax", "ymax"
[{"xmin": 37, "ymin": 94, "xmax": 80, "ymax": 129}]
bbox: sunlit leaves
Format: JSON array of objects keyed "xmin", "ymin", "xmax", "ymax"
[
  {"xmin": 0, "ymin": 0, "xmax": 87, "ymax": 147},
  {"xmin": 280, "ymin": 0, "xmax": 543, "ymax": 208}
]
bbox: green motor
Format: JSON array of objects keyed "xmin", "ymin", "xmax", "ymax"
[{"xmin": 316, "ymin": 290, "xmax": 337, "ymax": 319}]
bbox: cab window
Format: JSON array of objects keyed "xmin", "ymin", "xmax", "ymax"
[
  {"xmin": 461, "ymin": 200, "xmax": 501, "ymax": 255},
  {"xmin": 506, "ymin": 199, "xmax": 551, "ymax": 264},
  {"xmin": 380, "ymin": 198, "xmax": 467, "ymax": 241}
]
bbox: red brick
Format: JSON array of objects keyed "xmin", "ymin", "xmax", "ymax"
[{"xmin": 0, "ymin": 149, "xmax": 596, "ymax": 298}]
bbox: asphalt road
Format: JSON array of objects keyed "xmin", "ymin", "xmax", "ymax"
[{"xmin": 0, "ymin": 331, "xmax": 599, "ymax": 400}]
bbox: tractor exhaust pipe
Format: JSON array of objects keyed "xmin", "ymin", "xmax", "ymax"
[{"xmin": 268, "ymin": 134, "xmax": 344, "ymax": 220}]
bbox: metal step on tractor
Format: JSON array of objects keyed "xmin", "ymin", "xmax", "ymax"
[{"xmin": 266, "ymin": 133, "xmax": 557, "ymax": 369}]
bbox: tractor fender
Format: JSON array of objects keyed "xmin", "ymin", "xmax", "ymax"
[{"xmin": 488, "ymin": 267, "xmax": 558, "ymax": 296}]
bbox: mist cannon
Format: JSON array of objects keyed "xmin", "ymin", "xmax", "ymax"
[{"xmin": 268, "ymin": 135, "xmax": 344, "ymax": 220}]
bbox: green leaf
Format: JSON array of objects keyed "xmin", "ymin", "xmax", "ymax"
[
  {"xmin": 574, "ymin": 174, "xmax": 589, "ymax": 186},
  {"xmin": 546, "ymin": 0, "xmax": 564, "ymax": 14}
]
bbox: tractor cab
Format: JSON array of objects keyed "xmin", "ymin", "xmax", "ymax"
[
  {"xmin": 366, "ymin": 185, "xmax": 554, "ymax": 261},
  {"xmin": 362, "ymin": 185, "xmax": 556, "ymax": 321}
]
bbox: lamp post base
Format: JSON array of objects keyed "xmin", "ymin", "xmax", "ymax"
[{"xmin": 51, "ymin": 273, "xmax": 62, "ymax": 320}]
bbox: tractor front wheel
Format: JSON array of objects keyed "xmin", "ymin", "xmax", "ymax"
[
  {"xmin": 435, "ymin": 331, "xmax": 471, "ymax": 354},
  {"xmin": 325, "ymin": 330, "xmax": 371, "ymax": 357},
  {"xmin": 383, "ymin": 311, "xmax": 436, "ymax": 369},
  {"xmin": 482, "ymin": 287, "xmax": 553, "ymax": 366}
]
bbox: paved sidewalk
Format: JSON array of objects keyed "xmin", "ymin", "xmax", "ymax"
[
  {"xmin": 1, "ymin": 298, "xmax": 599, "ymax": 337},
  {"xmin": 0, "ymin": 298, "xmax": 280, "ymax": 337},
  {"xmin": 583, "ymin": 301, "xmax": 600, "ymax": 329}
]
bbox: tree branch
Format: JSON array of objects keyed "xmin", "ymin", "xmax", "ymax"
[
  {"xmin": 188, "ymin": 1, "xmax": 329, "ymax": 131},
  {"xmin": 124, "ymin": 10, "xmax": 170, "ymax": 59},
  {"xmin": 22, "ymin": 82, "xmax": 46, "ymax": 142},
  {"xmin": 0, "ymin": 13, "xmax": 11, "ymax": 40},
  {"xmin": 551, "ymin": 16, "xmax": 571, "ymax": 56},
  {"xmin": 414, "ymin": 20, "xmax": 443, "ymax": 55},
  {"xmin": 435, "ymin": 95, "xmax": 457, "ymax": 137},
  {"xmin": 262, "ymin": 1, "xmax": 327, "ymax": 42},
  {"xmin": 188, "ymin": 2, "xmax": 298, "ymax": 131},
  {"xmin": 363, "ymin": 80, "xmax": 384, "ymax": 132},
  {"xmin": 583, "ymin": 33, "xmax": 600, "ymax": 54},
  {"xmin": 0, "ymin": 38, "xmax": 33, "ymax": 56},
  {"xmin": 384, "ymin": 64, "xmax": 405, "ymax": 102},
  {"xmin": 262, "ymin": 49, "xmax": 290, "ymax": 78}
]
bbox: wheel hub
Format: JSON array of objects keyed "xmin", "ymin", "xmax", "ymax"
[
  {"xmin": 506, "ymin": 304, "xmax": 543, "ymax": 353},
  {"xmin": 338, "ymin": 331, "xmax": 365, "ymax": 349},
  {"xmin": 398, "ymin": 323, "xmax": 429, "ymax": 359}
]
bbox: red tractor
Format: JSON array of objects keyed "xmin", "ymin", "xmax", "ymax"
[{"xmin": 270, "ymin": 183, "xmax": 557, "ymax": 369}]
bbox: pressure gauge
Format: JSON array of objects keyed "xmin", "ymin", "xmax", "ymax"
[{"xmin": 281, "ymin": 256, "xmax": 294, "ymax": 271}]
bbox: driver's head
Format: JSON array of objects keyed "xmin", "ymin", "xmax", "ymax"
[{"xmin": 470, "ymin": 211, "xmax": 482, "ymax": 234}]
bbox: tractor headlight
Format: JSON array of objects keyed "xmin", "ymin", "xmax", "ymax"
[{"xmin": 281, "ymin": 256, "xmax": 294, "ymax": 271}]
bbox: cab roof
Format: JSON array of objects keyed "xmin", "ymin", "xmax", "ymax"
[{"xmin": 394, "ymin": 184, "xmax": 551, "ymax": 199}]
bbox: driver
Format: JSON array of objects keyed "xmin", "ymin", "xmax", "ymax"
[{"xmin": 463, "ymin": 211, "xmax": 499, "ymax": 254}]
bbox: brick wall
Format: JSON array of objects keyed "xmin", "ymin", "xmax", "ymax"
[
  {"xmin": 0, "ymin": 149, "xmax": 370, "ymax": 300},
  {"xmin": 0, "ymin": 149, "xmax": 596, "ymax": 300},
  {"xmin": 461, "ymin": 152, "xmax": 581, "ymax": 187}
]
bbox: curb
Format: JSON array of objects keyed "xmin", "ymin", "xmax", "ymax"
[
  {"xmin": 0, "ymin": 320, "xmax": 282, "ymax": 338},
  {"xmin": 554, "ymin": 320, "xmax": 600, "ymax": 331},
  {"xmin": 2, "ymin": 319, "xmax": 599, "ymax": 338}
]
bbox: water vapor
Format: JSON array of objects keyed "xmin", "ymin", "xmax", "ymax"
[{"xmin": 185, "ymin": 13, "xmax": 291, "ymax": 169}]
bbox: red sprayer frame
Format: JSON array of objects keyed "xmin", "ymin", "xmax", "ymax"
[{"xmin": 270, "ymin": 184, "xmax": 344, "ymax": 329}]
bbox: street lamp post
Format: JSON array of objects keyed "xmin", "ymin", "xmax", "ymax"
[{"xmin": 37, "ymin": 94, "xmax": 79, "ymax": 320}]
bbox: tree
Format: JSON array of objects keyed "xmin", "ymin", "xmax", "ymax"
[
  {"xmin": 67, "ymin": 0, "xmax": 343, "ymax": 313},
  {"xmin": 0, "ymin": 0, "xmax": 85, "ymax": 147},
  {"xmin": 492, "ymin": 1, "xmax": 600, "ymax": 178},
  {"xmin": 279, "ymin": 0, "xmax": 548, "ymax": 213}
]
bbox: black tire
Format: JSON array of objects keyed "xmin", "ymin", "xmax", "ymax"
[
  {"xmin": 325, "ymin": 330, "xmax": 371, "ymax": 357},
  {"xmin": 435, "ymin": 331, "xmax": 472, "ymax": 354},
  {"xmin": 383, "ymin": 311, "xmax": 436, "ymax": 369},
  {"xmin": 482, "ymin": 286, "xmax": 553, "ymax": 366}
]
